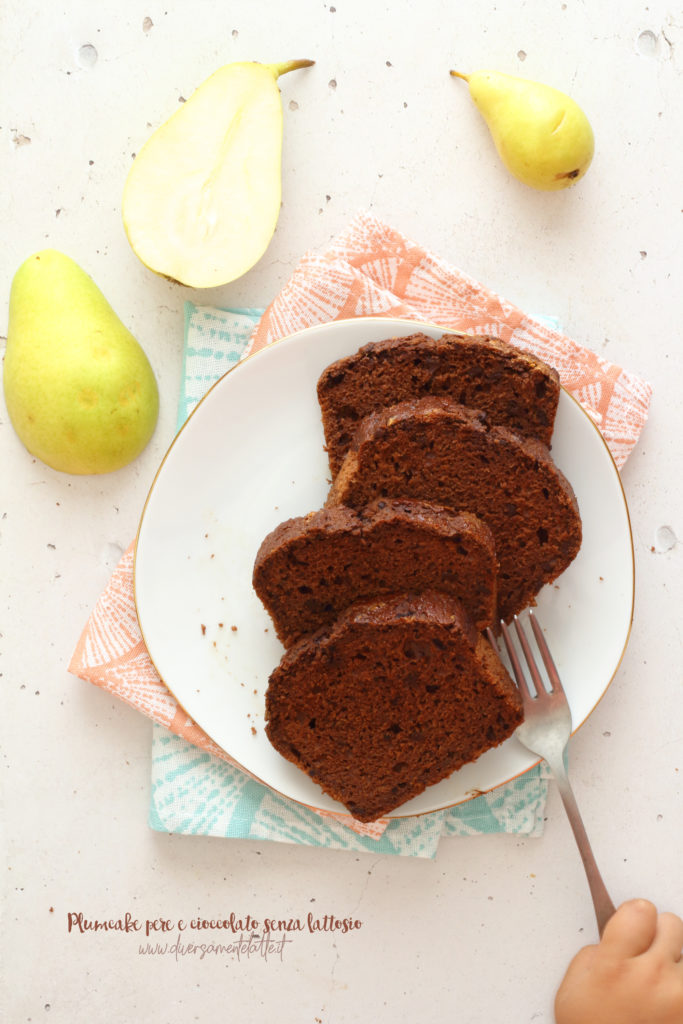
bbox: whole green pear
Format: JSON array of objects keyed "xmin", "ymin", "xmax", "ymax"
[
  {"xmin": 451, "ymin": 69, "xmax": 594, "ymax": 191},
  {"xmin": 3, "ymin": 250, "xmax": 159, "ymax": 474}
]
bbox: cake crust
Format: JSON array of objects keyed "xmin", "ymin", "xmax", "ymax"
[
  {"xmin": 265, "ymin": 591, "xmax": 523, "ymax": 822},
  {"xmin": 317, "ymin": 332, "xmax": 561, "ymax": 476},
  {"xmin": 253, "ymin": 498, "xmax": 498, "ymax": 646},
  {"xmin": 327, "ymin": 396, "xmax": 582, "ymax": 622}
]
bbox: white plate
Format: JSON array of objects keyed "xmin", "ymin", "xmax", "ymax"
[{"xmin": 134, "ymin": 317, "xmax": 634, "ymax": 818}]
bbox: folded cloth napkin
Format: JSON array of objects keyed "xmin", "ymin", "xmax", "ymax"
[{"xmin": 69, "ymin": 212, "xmax": 652, "ymax": 858}]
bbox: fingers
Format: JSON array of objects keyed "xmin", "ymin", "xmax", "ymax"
[
  {"xmin": 650, "ymin": 912, "xmax": 683, "ymax": 962},
  {"xmin": 600, "ymin": 899, "xmax": 658, "ymax": 957}
]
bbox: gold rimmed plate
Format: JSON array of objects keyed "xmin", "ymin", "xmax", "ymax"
[{"xmin": 134, "ymin": 317, "xmax": 634, "ymax": 818}]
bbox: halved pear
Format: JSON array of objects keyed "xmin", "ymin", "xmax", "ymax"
[{"xmin": 122, "ymin": 59, "xmax": 314, "ymax": 288}]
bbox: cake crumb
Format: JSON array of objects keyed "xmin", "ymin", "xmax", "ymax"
[
  {"xmin": 231, "ymin": 625, "xmax": 238, "ymax": 632},
  {"xmin": 200, "ymin": 624, "xmax": 206, "ymax": 636}
]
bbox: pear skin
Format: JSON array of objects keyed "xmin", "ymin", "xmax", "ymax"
[
  {"xmin": 4, "ymin": 250, "xmax": 159, "ymax": 475},
  {"xmin": 122, "ymin": 59, "xmax": 315, "ymax": 288},
  {"xmin": 451, "ymin": 69, "xmax": 594, "ymax": 191}
]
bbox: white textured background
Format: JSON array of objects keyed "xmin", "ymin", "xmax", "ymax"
[{"xmin": 1, "ymin": 1, "xmax": 682, "ymax": 1021}]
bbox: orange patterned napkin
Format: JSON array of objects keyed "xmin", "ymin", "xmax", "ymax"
[
  {"xmin": 69, "ymin": 211, "xmax": 652, "ymax": 840},
  {"xmin": 248, "ymin": 213, "xmax": 651, "ymax": 468}
]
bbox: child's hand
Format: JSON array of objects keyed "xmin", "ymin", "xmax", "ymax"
[{"xmin": 555, "ymin": 899, "xmax": 683, "ymax": 1024}]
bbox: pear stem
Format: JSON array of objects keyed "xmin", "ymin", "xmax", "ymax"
[
  {"xmin": 271, "ymin": 59, "xmax": 315, "ymax": 78},
  {"xmin": 449, "ymin": 70, "xmax": 470, "ymax": 82}
]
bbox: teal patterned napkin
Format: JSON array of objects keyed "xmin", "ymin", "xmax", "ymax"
[{"xmin": 148, "ymin": 302, "xmax": 552, "ymax": 857}]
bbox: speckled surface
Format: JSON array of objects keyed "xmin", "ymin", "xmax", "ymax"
[{"xmin": 2, "ymin": 2, "xmax": 682, "ymax": 1021}]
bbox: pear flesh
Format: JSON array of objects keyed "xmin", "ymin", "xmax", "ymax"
[
  {"xmin": 122, "ymin": 59, "xmax": 314, "ymax": 288},
  {"xmin": 451, "ymin": 70, "xmax": 594, "ymax": 191},
  {"xmin": 3, "ymin": 250, "xmax": 159, "ymax": 475}
]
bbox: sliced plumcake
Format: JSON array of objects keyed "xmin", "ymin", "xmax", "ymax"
[
  {"xmin": 264, "ymin": 591, "xmax": 523, "ymax": 822},
  {"xmin": 253, "ymin": 499, "xmax": 498, "ymax": 647},
  {"xmin": 327, "ymin": 396, "xmax": 582, "ymax": 622},
  {"xmin": 317, "ymin": 332, "xmax": 560, "ymax": 477}
]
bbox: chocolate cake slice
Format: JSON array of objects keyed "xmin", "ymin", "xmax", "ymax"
[
  {"xmin": 253, "ymin": 499, "xmax": 497, "ymax": 647},
  {"xmin": 327, "ymin": 396, "xmax": 582, "ymax": 622},
  {"xmin": 317, "ymin": 332, "xmax": 560, "ymax": 477},
  {"xmin": 265, "ymin": 591, "xmax": 523, "ymax": 822}
]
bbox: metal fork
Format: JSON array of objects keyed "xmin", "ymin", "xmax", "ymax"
[{"xmin": 488, "ymin": 610, "xmax": 616, "ymax": 936}]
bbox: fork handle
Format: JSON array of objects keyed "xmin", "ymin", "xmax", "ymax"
[{"xmin": 547, "ymin": 752, "xmax": 617, "ymax": 936}]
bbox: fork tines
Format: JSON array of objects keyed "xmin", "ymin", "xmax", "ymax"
[{"xmin": 488, "ymin": 610, "xmax": 563, "ymax": 701}]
